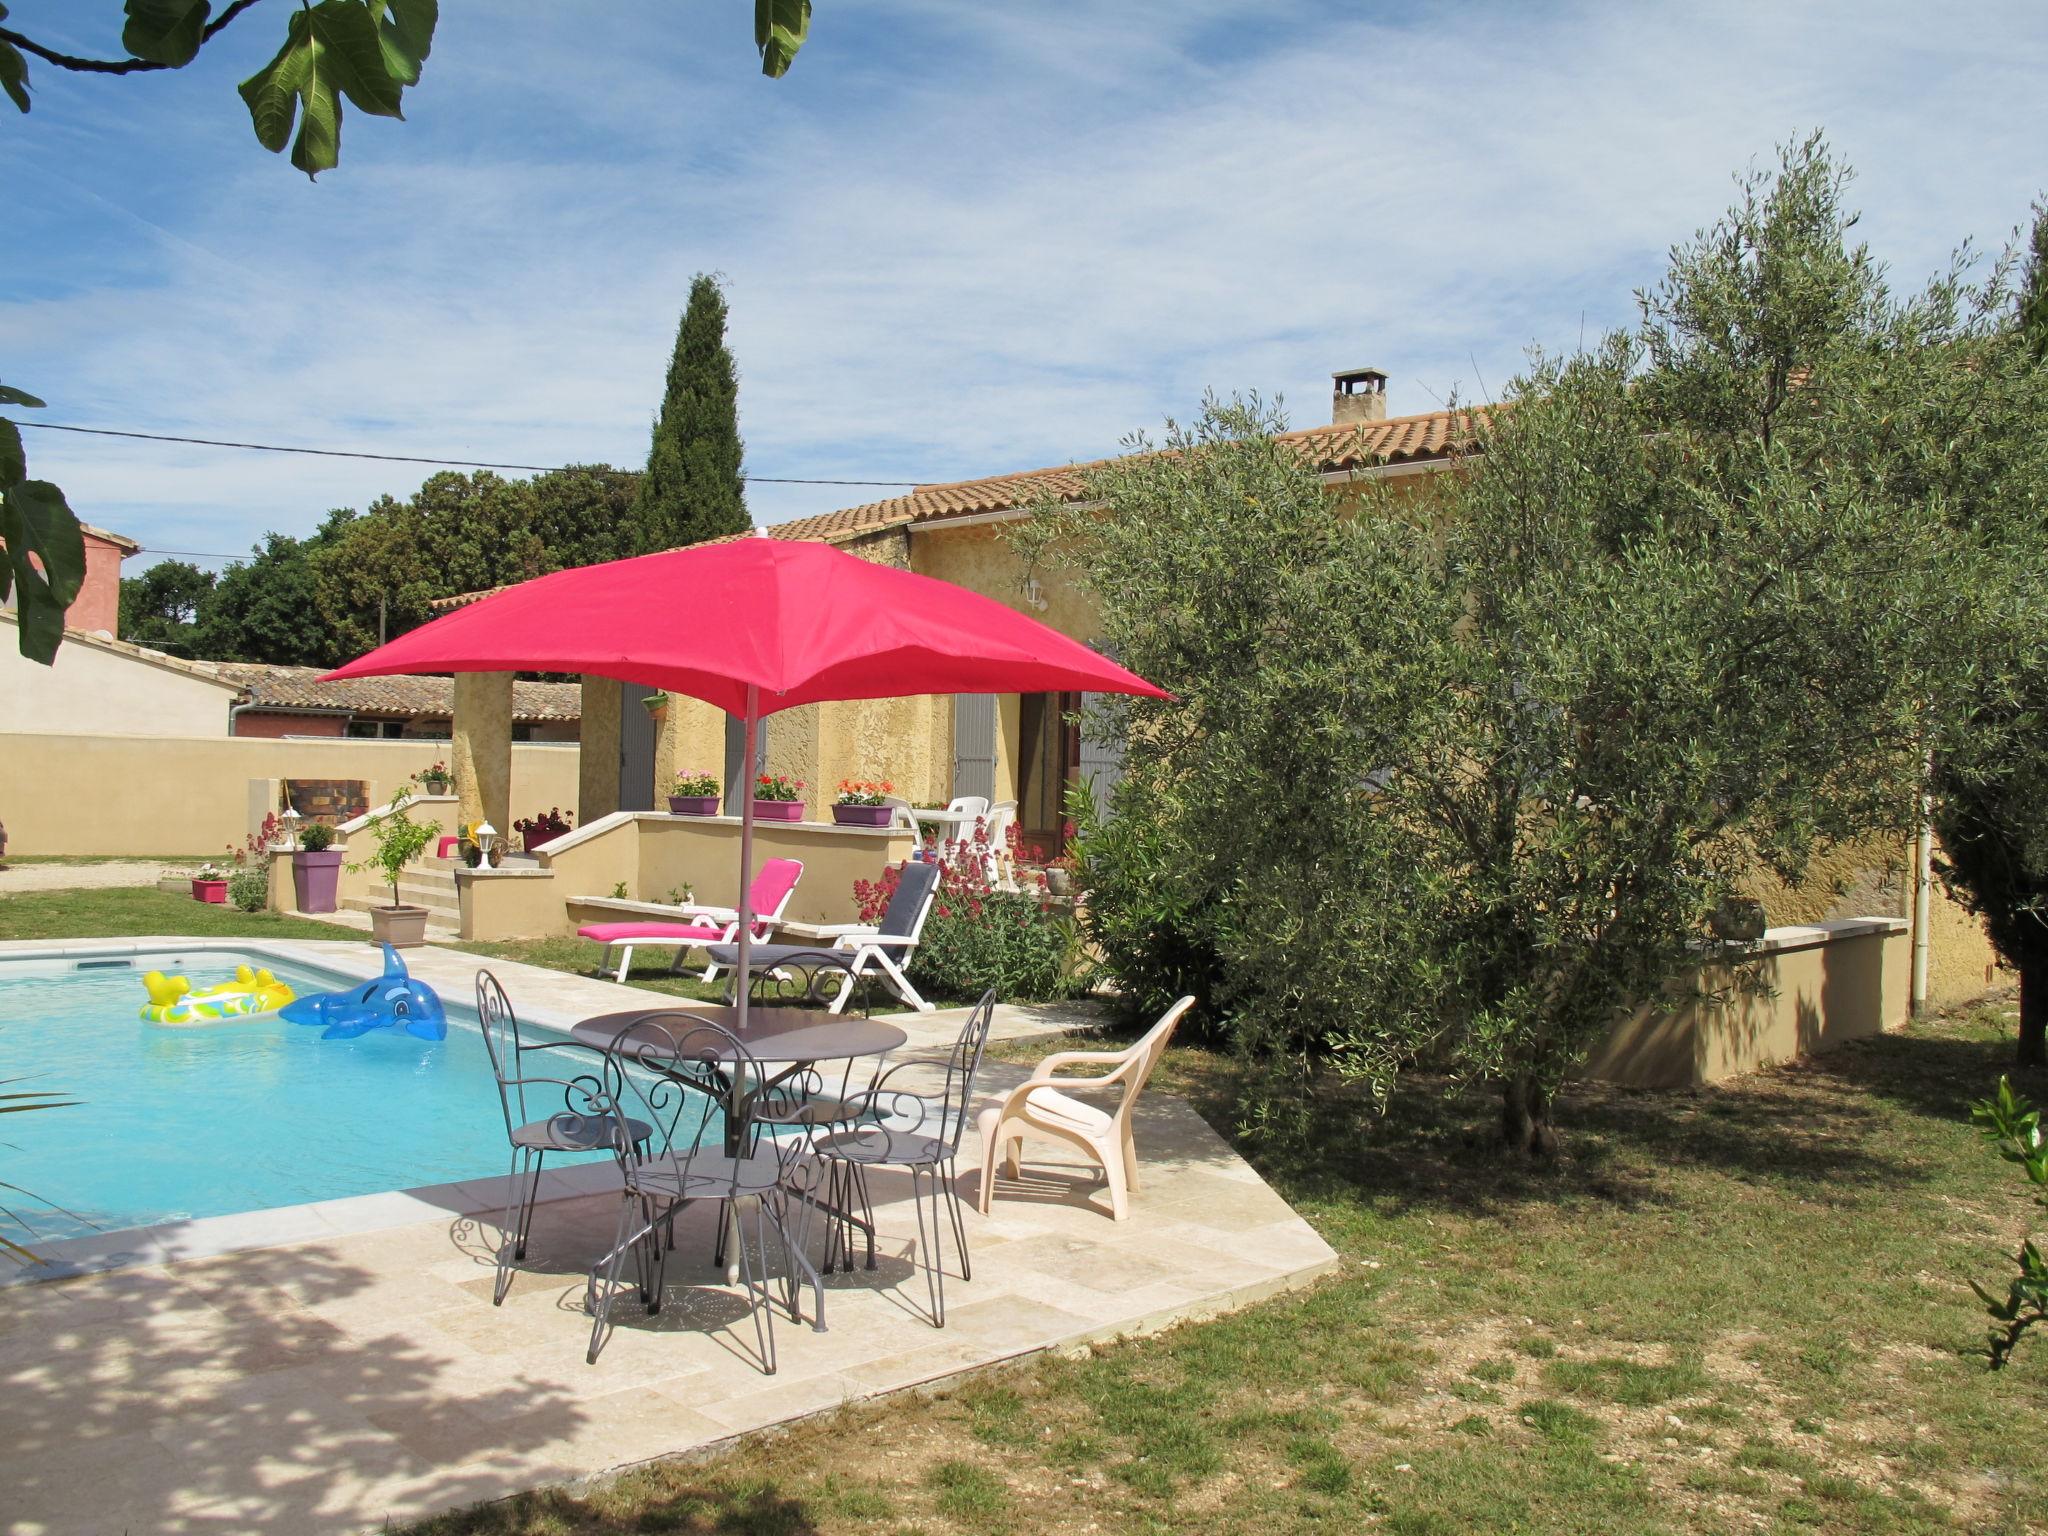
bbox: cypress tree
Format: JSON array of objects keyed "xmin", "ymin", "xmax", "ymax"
[{"xmin": 631, "ymin": 274, "xmax": 749, "ymax": 552}]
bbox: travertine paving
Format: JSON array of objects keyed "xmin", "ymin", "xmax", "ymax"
[{"xmin": 0, "ymin": 946, "xmax": 1335, "ymax": 1535}]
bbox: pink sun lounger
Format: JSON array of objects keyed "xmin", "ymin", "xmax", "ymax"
[{"xmin": 577, "ymin": 857, "xmax": 803, "ymax": 982}]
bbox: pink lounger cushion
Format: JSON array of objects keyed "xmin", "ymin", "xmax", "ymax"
[{"xmin": 577, "ymin": 922, "xmax": 727, "ymax": 944}]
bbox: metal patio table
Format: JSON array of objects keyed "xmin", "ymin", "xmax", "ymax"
[{"xmin": 569, "ymin": 1005, "xmax": 907, "ymax": 1301}]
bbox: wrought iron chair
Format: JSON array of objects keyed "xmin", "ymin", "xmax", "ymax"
[
  {"xmin": 474, "ymin": 970, "xmax": 652, "ymax": 1306},
  {"xmin": 813, "ymin": 988, "xmax": 996, "ymax": 1326},
  {"xmin": 582, "ymin": 1011, "xmax": 822, "ymax": 1372}
]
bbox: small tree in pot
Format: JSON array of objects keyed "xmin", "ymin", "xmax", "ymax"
[{"xmin": 350, "ymin": 791, "xmax": 440, "ymax": 947}]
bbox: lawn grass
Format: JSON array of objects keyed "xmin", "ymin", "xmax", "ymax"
[
  {"xmin": 0, "ymin": 885, "xmax": 360, "ymax": 943},
  {"xmin": 447, "ymin": 933, "xmax": 731, "ymax": 1005},
  {"xmin": 396, "ymin": 998, "xmax": 2048, "ymax": 1536}
]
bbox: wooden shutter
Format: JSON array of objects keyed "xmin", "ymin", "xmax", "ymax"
[
  {"xmin": 952, "ymin": 693, "xmax": 997, "ymax": 801},
  {"xmin": 1076, "ymin": 693, "xmax": 1125, "ymax": 823},
  {"xmin": 724, "ymin": 712, "xmax": 769, "ymax": 804},
  {"xmin": 617, "ymin": 682, "xmax": 657, "ymax": 812}
]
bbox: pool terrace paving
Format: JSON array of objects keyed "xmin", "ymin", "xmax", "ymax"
[{"xmin": 0, "ymin": 940, "xmax": 1335, "ymax": 1535}]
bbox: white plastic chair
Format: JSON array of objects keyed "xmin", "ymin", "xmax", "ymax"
[
  {"xmin": 975, "ymin": 996, "xmax": 1195, "ymax": 1221},
  {"xmin": 981, "ymin": 800, "xmax": 1018, "ymax": 887}
]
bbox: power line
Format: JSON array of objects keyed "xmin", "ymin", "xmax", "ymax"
[{"xmin": 15, "ymin": 421, "xmax": 925, "ymax": 487}]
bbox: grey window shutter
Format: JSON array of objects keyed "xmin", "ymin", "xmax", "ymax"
[
  {"xmin": 724, "ymin": 712, "xmax": 769, "ymax": 803},
  {"xmin": 952, "ymin": 693, "xmax": 997, "ymax": 801},
  {"xmin": 618, "ymin": 682, "xmax": 657, "ymax": 812},
  {"xmin": 1076, "ymin": 693, "xmax": 1125, "ymax": 824}
]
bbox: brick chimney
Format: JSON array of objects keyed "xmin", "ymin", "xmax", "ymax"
[{"xmin": 1331, "ymin": 365, "xmax": 1388, "ymax": 426}]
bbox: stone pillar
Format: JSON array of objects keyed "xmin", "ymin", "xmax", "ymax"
[
  {"xmin": 579, "ymin": 676, "xmax": 621, "ymax": 824},
  {"xmin": 452, "ymin": 670, "xmax": 513, "ymax": 846}
]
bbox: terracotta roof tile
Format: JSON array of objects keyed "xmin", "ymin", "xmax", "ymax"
[
  {"xmin": 436, "ymin": 404, "xmax": 1481, "ymax": 607},
  {"xmin": 738, "ymin": 403, "xmax": 1483, "ymax": 546},
  {"xmin": 210, "ymin": 663, "xmax": 581, "ymax": 722}
]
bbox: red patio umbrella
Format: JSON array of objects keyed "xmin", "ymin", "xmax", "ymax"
[{"xmin": 324, "ymin": 535, "xmax": 1166, "ymax": 1027}]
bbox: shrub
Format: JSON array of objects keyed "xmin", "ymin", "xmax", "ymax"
[
  {"xmin": 853, "ymin": 823, "xmax": 1089, "ymax": 1003},
  {"xmin": 226, "ymin": 866, "xmax": 268, "ymax": 912},
  {"xmin": 297, "ymin": 821, "xmax": 336, "ymax": 852}
]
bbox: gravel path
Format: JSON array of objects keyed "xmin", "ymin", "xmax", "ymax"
[{"xmin": 0, "ymin": 861, "xmax": 175, "ymax": 894}]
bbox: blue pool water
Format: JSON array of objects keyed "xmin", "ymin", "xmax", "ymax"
[{"xmin": 0, "ymin": 949, "xmax": 610, "ymax": 1243}]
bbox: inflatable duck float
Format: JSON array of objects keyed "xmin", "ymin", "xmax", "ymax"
[{"xmin": 141, "ymin": 965, "xmax": 296, "ymax": 1026}]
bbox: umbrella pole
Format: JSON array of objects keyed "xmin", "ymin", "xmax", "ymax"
[{"xmin": 736, "ymin": 694, "xmax": 760, "ymax": 1028}]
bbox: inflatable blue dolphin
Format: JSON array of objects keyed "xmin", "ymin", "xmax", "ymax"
[{"xmin": 280, "ymin": 944, "xmax": 448, "ymax": 1041}]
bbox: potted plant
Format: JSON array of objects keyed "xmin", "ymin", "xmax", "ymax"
[
  {"xmin": 290, "ymin": 821, "xmax": 345, "ymax": 913},
  {"xmin": 349, "ymin": 790, "xmax": 440, "ymax": 947},
  {"xmin": 642, "ymin": 690, "xmax": 670, "ymax": 720},
  {"xmin": 832, "ymin": 777, "xmax": 895, "ymax": 827},
  {"xmin": 667, "ymin": 770, "xmax": 721, "ymax": 816},
  {"xmin": 411, "ymin": 761, "xmax": 455, "ymax": 796},
  {"xmin": 512, "ymin": 806, "xmax": 573, "ymax": 853},
  {"xmin": 190, "ymin": 863, "xmax": 228, "ymax": 904},
  {"xmin": 751, "ymin": 772, "xmax": 807, "ymax": 822}
]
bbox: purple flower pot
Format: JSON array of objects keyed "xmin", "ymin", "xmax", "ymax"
[
  {"xmin": 668, "ymin": 795, "xmax": 720, "ymax": 816},
  {"xmin": 291, "ymin": 849, "xmax": 345, "ymax": 913},
  {"xmin": 751, "ymin": 799, "xmax": 805, "ymax": 822},
  {"xmin": 832, "ymin": 803, "xmax": 892, "ymax": 827}
]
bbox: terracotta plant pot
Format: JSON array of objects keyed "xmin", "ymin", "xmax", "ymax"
[
  {"xmin": 370, "ymin": 904, "xmax": 431, "ymax": 948},
  {"xmin": 668, "ymin": 795, "xmax": 720, "ymax": 816},
  {"xmin": 290, "ymin": 849, "xmax": 345, "ymax": 913},
  {"xmin": 832, "ymin": 803, "xmax": 892, "ymax": 827},
  {"xmin": 191, "ymin": 877, "xmax": 227, "ymax": 904},
  {"xmin": 751, "ymin": 799, "xmax": 806, "ymax": 822}
]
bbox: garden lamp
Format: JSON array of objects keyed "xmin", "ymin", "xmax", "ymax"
[
  {"xmin": 474, "ymin": 820, "xmax": 498, "ymax": 864},
  {"xmin": 279, "ymin": 805, "xmax": 302, "ymax": 851}
]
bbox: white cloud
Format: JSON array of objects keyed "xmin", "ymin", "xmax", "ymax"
[{"xmin": 2, "ymin": 0, "xmax": 2044, "ymax": 563}]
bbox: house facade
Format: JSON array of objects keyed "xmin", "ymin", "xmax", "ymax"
[
  {"xmin": 212, "ymin": 664, "xmax": 581, "ymax": 743},
  {"xmin": 566, "ymin": 370, "xmax": 1472, "ymax": 854}
]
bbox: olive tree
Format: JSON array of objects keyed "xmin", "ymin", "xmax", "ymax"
[
  {"xmin": 1930, "ymin": 206, "xmax": 2048, "ymax": 1066},
  {"xmin": 1029, "ymin": 138, "xmax": 1999, "ymax": 1153}
]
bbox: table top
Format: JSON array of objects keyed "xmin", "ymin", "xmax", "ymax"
[
  {"xmin": 908, "ymin": 807, "xmax": 978, "ymax": 827},
  {"xmin": 570, "ymin": 1005, "xmax": 906, "ymax": 1064}
]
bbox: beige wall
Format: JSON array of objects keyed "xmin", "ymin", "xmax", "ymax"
[
  {"xmin": 1, "ymin": 619, "xmax": 239, "ymax": 737},
  {"xmin": 0, "ymin": 733, "xmax": 579, "ymax": 856},
  {"xmin": 1743, "ymin": 836, "xmax": 2008, "ymax": 1017},
  {"xmin": 1585, "ymin": 920, "xmax": 1911, "ymax": 1088}
]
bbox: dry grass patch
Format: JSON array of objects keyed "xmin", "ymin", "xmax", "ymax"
[{"xmin": 406, "ymin": 1001, "xmax": 2048, "ymax": 1536}]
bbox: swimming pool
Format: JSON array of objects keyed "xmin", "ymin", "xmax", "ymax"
[{"xmin": 0, "ymin": 947, "xmax": 610, "ymax": 1245}]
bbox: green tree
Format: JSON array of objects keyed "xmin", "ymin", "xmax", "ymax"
[
  {"xmin": 0, "ymin": 0, "xmax": 808, "ymax": 663},
  {"xmin": 196, "ymin": 522, "xmax": 348, "ymax": 665},
  {"xmin": 1930, "ymin": 204, "xmax": 2048, "ymax": 1067},
  {"xmin": 118, "ymin": 557, "xmax": 215, "ymax": 653},
  {"xmin": 631, "ymin": 274, "xmax": 749, "ymax": 553},
  {"xmin": 1029, "ymin": 139, "xmax": 2001, "ymax": 1153}
]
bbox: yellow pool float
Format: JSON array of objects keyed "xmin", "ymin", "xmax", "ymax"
[{"xmin": 140, "ymin": 965, "xmax": 296, "ymax": 1026}]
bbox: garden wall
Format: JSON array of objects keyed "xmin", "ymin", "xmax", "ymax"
[
  {"xmin": 1584, "ymin": 918, "xmax": 1912, "ymax": 1088},
  {"xmin": 0, "ymin": 732, "xmax": 579, "ymax": 856}
]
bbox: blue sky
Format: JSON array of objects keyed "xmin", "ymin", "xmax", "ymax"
[{"xmin": 3, "ymin": 1, "xmax": 2045, "ymax": 573}]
